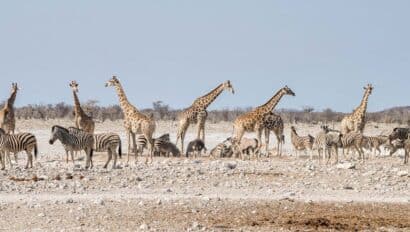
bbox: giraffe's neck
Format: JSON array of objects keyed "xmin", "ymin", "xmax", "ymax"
[
  {"xmin": 192, "ymin": 83, "xmax": 225, "ymax": 110},
  {"xmin": 6, "ymin": 90, "xmax": 17, "ymax": 108},
  {"xmin": 114, "ymin": 84, "xmax": 138, "ymax": 116},
  {"xmin": 353, "ymin": 90, "xmax": 370, "ymax": 117},
  {"xmin": 256, "ymin": 90, "xmax": 286, "ymax": 114},
  {"xmin": 72, "ymin": 91, "xmax": 85, "ymax": 116}
]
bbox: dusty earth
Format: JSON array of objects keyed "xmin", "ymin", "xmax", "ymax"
[{"xmin": 0, "ymin": 119, "xmax": 409, "ymax": 231}]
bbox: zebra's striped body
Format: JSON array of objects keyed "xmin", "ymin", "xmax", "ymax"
[
  {"xmin": 136, "ymin": 133, "xmax": 169, "ymax": 157},
  {"xmin": 290, "ymin": 126, "xmax": 314, "ymax": 159},
  {"xmin": 314, "ymin": 126, "xmax": 341, "ymax": 164},
  {"xmin": 154, "ymin": 140, "xmax": 180, "ymax": 157},
  {"xmin": 68, "ymin": 127, "xmax": 121, "ymax": 169},
  {"xmin": 361, "ymin": 135, "xmax": 389, "ymax": 157},
  {"xmin": 0, "ymin": 128, "xmax": 38, "ymax": 170},
  {"xmin": 49, "ymin": 125, "xmax": 94, "ymax": 169},
  {"xmin": 340, "ymin": 131, "xmax": 365, "ymax": 161},
  {"xmin": 209, "ymin": 138, "xmax": 234, "ymax": 159}
]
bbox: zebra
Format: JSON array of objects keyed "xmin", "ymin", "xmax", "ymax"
[
  {"xmin": 154, "ymin": 141, "xmax": 181, "ymax": 157},
  {"xmin": 49, "ymin": 125, "xmax": 94, "ymax": 169},
  {"xmin": 186, "ymin": 139, "xmax": 207, "ymax": 158},
  {"xmin": 340, "ymin": 131, "xmax": 365, "ymax": 162},
  {"xmin": 136, "ymin": 133, "xmax": 170, "ymax": 157},
  {"xmin": 209, "ymin": 138, "xmax": 234, "ymax": 159},
  {"xmin": 0, "ymin": 128, "xmax": 38, "ymax": 170},
  {"xmin": 68, "ymin": 127, "xmax": 122, "ymax": 169},
  {"xmin": 290, "ymin": 126, "xmax": 315, "ymax": 159},
  {"xmin": 361, "ymin": 135, "xmax": 389, "ymax": 158},
  {"xmin": 314, "ymin": 125, "xmax": 341, "ymax": 164},
  {"xmin": 388, "ymin": 128, "xmax": 410, "ymax": 156}
]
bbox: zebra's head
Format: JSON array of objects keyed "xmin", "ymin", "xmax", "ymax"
[
  {"xmin": 105, "ymin": 76, "xmax": 120, "ymax": 88},
  {"xmin": 49, "ymin": 125, "xmax": 69, "ymax": 145},
  {"xmin": 69, "ymin": 81, "xmax": 79, "ymax": 93}
]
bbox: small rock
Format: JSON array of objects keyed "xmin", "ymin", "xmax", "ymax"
[
  {"xmin": 38, "ymin": 213, "xmax": 45, "ymax": 217},
  {"xmin": 66, "ymin": 198, "xmax": 74, "ymax": 204},
  {"xmin": 336, "ymin": 162, "xmax": 356, "ymax": 170},
  {"xmin": 397, "ymin": 171, "xmax": 408, "ymax": 177},
  {"xmin": 139, "ymin": 223, "xmax": 149, "ymax": 230},
  {"xmin": 223, "ymin": 162, "xmax": 237, "ymax": 170}
]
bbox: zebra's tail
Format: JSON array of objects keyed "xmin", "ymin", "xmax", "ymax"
[
  {"xmin": 34, "ymin": 143, "xmax": 38, "ymax": 159},
  {"xmin": 118, "ymin": 140, "xmax": 122, "ymax": 159}
]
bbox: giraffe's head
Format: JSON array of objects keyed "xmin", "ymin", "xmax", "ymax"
[
  {"xmin": 11, "ymin": 83, "xmax": 19, "ymax": 92},
  {"xmin": 364, "ymin": 84, "xmax": 373, "ymax": 95},
  {"xmin": 223, "ymin": 80, "xmax": 235, "ymax": 94},
  {"xmin": 69, "ymin": 80, "xmax": 79, "ymax": 93},
  {"xmin": 281, "ymin": 85, "xmax": 295, "ymax": 96},
  {"xmin": 105, "ymin": 76, "xmax": 120, "ymax": 87}
]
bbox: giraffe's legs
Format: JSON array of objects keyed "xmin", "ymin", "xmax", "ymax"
[
  {"xmin": 130, "ymin": 132, "xmax": 137, "ymax": 163},
  {"xmin": 274, "ymin": 132, "xmax": 282, "ymax": 157},
  {"xmin": 176, "ymin": 119, "xmax": 189, "ymax": 155},
  {"xmin": 126, "ymin": 130, "xmax": 131, "ymax": 164},
  {"xmin": 264, "ymin": 129, "xmax": 270, "ymax": 157},
  {"xmin": 197, "ymin": 113, "xmax": 207, "ymax": 143},
  {"xmin": 256, "ymin": 126, "xmax": 264, "ymax": 159}
]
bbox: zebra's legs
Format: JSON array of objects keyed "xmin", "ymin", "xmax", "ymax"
[
  {"xmin": 70, "ymin": 151, "xmax": 75, "ymax": 165},
  {"xmin": 5, "ymin": 152, "xmax": 13, "ymax": 168},
  {"xmin": 25, "ymin": 151, "xmax": 33, "ymax": 169},
  {"xmin": 65, "ymin": 150, "xmax": 69, "ymax": 163},
  {"xmin": 104, "ymin": 149, "xmax": 112, "ymax": 169},
  {"xmin": 112, "ymin": 148, "xmax": 118, "ymax": 169},
  {"xmin": 0, "ymin": 151, "xmax": 5, "ymax": 170}
]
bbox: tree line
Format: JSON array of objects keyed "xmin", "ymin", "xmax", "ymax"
[{"xmin": 5, "ymin": 100, "xmax": 410, "ymax": 125}]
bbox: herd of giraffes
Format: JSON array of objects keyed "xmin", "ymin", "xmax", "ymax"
[{"xmin": 0, "ymin": 76, "xmax": 381, "ymax": 166}]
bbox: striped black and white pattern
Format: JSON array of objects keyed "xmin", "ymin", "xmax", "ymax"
[
  {"xmin": 340, "ymin": 131, "xmax": 365, "ymax": 161},
  {"xmin": 136, "ymin": 133, "xmax": 170, "ymax": 157},
  {"xmin": 0, "ymin": 128, "xmax": 38, "ymax": 170},
  {"xmin": 49, "ymin": 125, "xmax": 94, "ymax": 169},
  {"xmin": 154, "ymin": 140, "xmax": 180, "ymax": 157},
  {"xmin": 361, "ymin": 135, "xmax": 389, "ymax": 157},
  {"xmin": 68, "ymin": 127, "xmax": 122, "ymax": 169},
  {"xmin": 314, "ymin": 126, "xmax": 341, "ymax": 164},
  {"xmin": 290, "ymin": 126, "xmax": 315, "ymax": 159}
]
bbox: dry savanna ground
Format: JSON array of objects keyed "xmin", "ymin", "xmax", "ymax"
[{"xmin": 0, "ymin": 119, "xmax": 409, "ymax": 231}]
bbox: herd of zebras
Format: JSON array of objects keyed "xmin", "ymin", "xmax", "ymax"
[
  {"xmin": 0, "ymin": 80, "xmax": 409, "ymax": 170},
  {"xmin": 0, "ymin": 120, "xmax": 409, "ymax": 171}
]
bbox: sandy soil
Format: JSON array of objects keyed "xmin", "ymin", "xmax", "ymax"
[{"xmin": 0, "ymin": 119, "xmax": 409, "ymax": 231}]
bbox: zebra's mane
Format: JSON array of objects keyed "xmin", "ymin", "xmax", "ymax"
[{"xmin": 51, "ymin": 125, "xmax": 69, "ymax": 134}]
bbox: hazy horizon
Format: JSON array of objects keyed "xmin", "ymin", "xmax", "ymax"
[{"xmin": 1, "ymin": 1, "xmax": 409, "ymax": 113}]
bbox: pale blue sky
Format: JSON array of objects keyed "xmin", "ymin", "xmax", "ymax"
[{"xmin": 0, "ymin": 1, "xmax": 409, "ymax": 112}]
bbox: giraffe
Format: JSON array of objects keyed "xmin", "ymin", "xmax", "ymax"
[
  {"xmin": 176, "ymin": 81, "xmax": 234, "ymax": 154},
  {"xmin": 69, "ymin": 81, "xmax": 95, "ymax": 134},
  {"xmin": 262, "ymin": 111, "xmax": 284, "ymax": 157},
  {"xmin": 105, "ymin": 76, "xmax": 156, "ymax": 164},
  {"xmin": 0, "ymin": 83, "xmax": 19, "ymax": 134},
  {"xmin": 340, "ymin": 84, "xmax": 373, "ymax": 134},
  {"xmin": 232, "ymin": 86, "xmax": 295, "ymax": 154}
]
